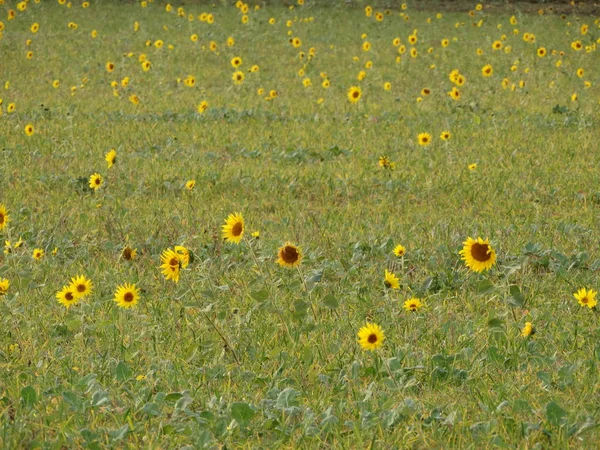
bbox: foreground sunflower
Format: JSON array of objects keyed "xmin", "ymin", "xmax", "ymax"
[
  {"xmin": 459, "ymin": 237, "xmax": 496, "ymax": 272},
  {"xmin": 347, "ymin": 86, "xmax": 362, "ymax": 103},
  {"xmin": 417, "ymin": 132, "xmax": 432, "ymax": 146},
  {"xmin": 358, "ymin": 322, "xmax": 385, "ymax": 351},
  {"xmin": 393, "ymin": 244, "xmax": 406, "ymax": 257},
  {"xmin": 0, "ymin": 203, "xmax": 9, "ymax": 230},
  {"xmin": 114, "ymin": 283, "xmax": 140, "ymax": 309},
  {"xmin": 384, "ymin": 269, "xmax": 400, "ymax": 289},
  {"xmin": 222, "ymin": 213, "xmax": 244, "ymax": 244},
  {"xmin": 574, "ymin": 288, "xmax": 597, "ymax": 309},
  {"xmin": 69, "ymin": 275, "xmax": 93, "ymax": 298},
  {"xmin": 56, "ymin": 285, "xmax": 79, "ymax": 309},
  {"xmin": 160, "ymin": 248, "xmax": 181, "ymax": 283},
  {"xmin": 276, "ymin": 242, "xmax": 303, "ymax": 268}
]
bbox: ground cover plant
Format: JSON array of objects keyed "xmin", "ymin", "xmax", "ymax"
[{"xmin": 1, "ymin": 0, "xmax": 600, "ymax": 448}]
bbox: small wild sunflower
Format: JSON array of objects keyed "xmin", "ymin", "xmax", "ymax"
[
  {"xmin": 89, "ymin": 173, "xmax": 103, "ymax": 191},
  {"xmin": 393, "ymin": 244, "xmax": 406, "ymax": 257},
  {"xmin": 114, "ymin": 283, "xmax": 140, "ymax": 309},
  {"xmin": 357, "ymin": 322, "xmax": 385, "ymax": 351},
  {"xmin": 222, "ymin": 213, "xmax": 244, "ymax": 244},
  {"xmin": 122, "ymin": 246, "xmax": 137, "ymax": 261},
  {"xmin": 32, "ymin": 248, "xmax": 44, "ymax": 260},
  {"xmin": 403, "ymin": 297, "xmax": 423, "ymax": 312},
  {"xmin": 56, "ymin": 285, "xmax": 79, "ymax": 309},
  {"xmin": 440, "ymin": 131, "xmax": 451, "ymax": 141},
  {"xmin": 521, "ymin": 322, "xmax": 535, "ymax": 337},
  {"xmin": 459, "ymin": 237, "xmax": 496, "ymax": 272},
  {"xmin": 0, "ymin": 204, "xmax": 9, "ymax": 231},
  {"xmin": 0, "ymin": 278, "xmax": 10, "ymax": 296},
  {"xmin": 417, "ymin": 133, "xmax": 432, "ymax": 146},
  {"xmin": 276, "ymin": 242, "xmax": 303, "ymax": 268},
  {"xmin": 105, "ymin": 149, "xmax": 117, "ymax": 168},
  {"xmin": 160, "ymin": 248, "xmax": 181, "ymax": 283},
  {"xmin": 384, "ymin": 269, "xmax": 400, "ymax": 289},
  {"xmin": 347, "ymin": 86, "xmax": 362, "ymax": 103},
  {"xmin": 574, "ymin": 288, "xmax": 597, "ymax": 309},
  {"xmin": 185, "ymin": 180, "xmax": 196, "ymax": 190},
  {"xmin": 69, "ymin": 275, "xmax": 93, "ymax": 298}
]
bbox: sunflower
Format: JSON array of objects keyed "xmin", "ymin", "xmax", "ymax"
[
  {"xmin": 383, "ymin": 82, "xmax": 391, "ymax": 91},
  {"xmin": 175, "ymin": 245, "xmax": 190, "ymax": 268},
  {"xmin": 185, "ymin": 180, "xmax": 196, "ymax": 190},
  {"xmin": 276, "ymin": 242, "xmax": 303, "ymax": 268},
  {"xmin": 32, "ymin": 248, "xmax": 44, "ymax": 260},
  {"xmin": 576, "ymin": 68, "xmax": 584, "ymax": 78},
  {"xmin": 440, "ymin": 131, "xmax": 451, "ymax": 141},
  {"xmin": 393, "ymin": 244, "xmax": 406, "ymax": 257},
  {"xmin": 0, "ymin": 278, "xmax": 9, "ymax": 295},
  {"xmin": 537, "ymin": 47, "xmax": 546, "ymax": 57},
  {"xmin": 142, "ymin": 61, "xmax": 151, "ymax": 71},
  {"xmin": 482, "ymin": 64, "xmax": 493, "ymax": 77},
  {"xmin": 403, "ymin": 297, "xmax": 423, "ymax": 312},
  {"xmin": 89, "ymin": 173, "xmax": 103, "ymax": 191},
  {"xmin": 292, "ymin": 37, "xmax": 302, "ymax": 48},
  {"xmin": 441, "ymin": 38, "xmax": 449, "ymax": 47},
  {"xmin": 468, "ymin": 163, "xmax": 478, "ymax": 171},
  {"xmin": 105, "ymin": 149, "xmax": 117, "ymax": 168},
  {"xmin": 521, "ymin": 322, "xmax": 535, "ymax": 337},
  {"xmin": 378, "ymin": 156, "xmax": 395, "ymax": 169},
  {"xmin": 459, "ymin": 237, "xmax": 496, "ymax": 272},
  {"xmin": 347, "ymin": 86, "xmax": 362, "ymax": 103},
  {"xmin": 56, "ymin": 285, "xmax": 79, "ymax": 309},
  {"xmin": 417, "ymin": 132, "xmax": 432, "ymax": 146},
  {"xmin": 357, "ymin": 322, "xmax": 385, "ymax": 351},
  {"xmin": 322, "ymin": 79, "xmax": 330, "ymax": 89},
  {"xmin": 384, "ymin": 269, "xmax": 400, "ymax": 289},
  {"xmin": 106, "ymin": 62, "xmax": 115, "ymax": 73},
  {"xmin": 231, "ymin": 56, "xmax": 242, "ymax": 68},
  {"xmin": 114, "ymin": 283, "xmax": 140, "ymax": 309},
  {"xmin": 222, "ymin": 213, "xmax": 244, "ymax": 244},
  {"xmin": 197, "ymin": 101, "xmax": 208, "ymax": 114},
  {"xmin": 129, "ymin": 94, "xmax": 140, "ymax": 105},
  {"xmin": 0, "ymin": 204, "xmax": 9, "ymax": 231},
  {"xmin": 232, "ymin": 71, "xmax": 245, "ymax": 85},
  {"xmin": 574, "ymin": 288, "xmax": 597, "ymax": 309},
  {"xmin": 24, "ymin": 124, "xmax": 34, "ymax": 136},
  {"xmin": 52, "ymin": 79, "xmax": 60, "ymax": 88},
  {"xmin": 69, "ymin": 275, "xmax": 93, "ymax": 298},
  {"xmin": 421, "ymin": 88, "xmax": 431, "ymax": 96},
  {"xmin": 160, "ymin": 248, "xmax": 181, "ymax": 283},
  {"xmin": 449, "ymin": 87, "xmax": 461, "ymax": 100},
  {"xmin": 122, "ymin": 246, "xmax": 137, "ymax": 261},
  {"xmin": 362, "ymin": 41, "xmax": 371, "ymax": 52},
  {"xmin": 571, "ymin": 40, "xmax": 582, "ymax": 51}
]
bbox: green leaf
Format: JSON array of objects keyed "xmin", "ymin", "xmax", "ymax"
[
  {"xmin": 62, "ymin": 391, "xmax": 80, "ymax": 410},
  {"xmin": 250, "ymin": 289, "xmax": 269, "ymax": 302},
  {"xmin": 546, "ymin": 401, "xmax": 568, "ymax": 427},
  {"xmin": 21, "ymin": 386, "xmax": 37, "ymax": 408},
  {"xmin": 141, "ymin": 402, "xmax": 161, "ymax": 416},
  {"xmin": 164, "ymin": 392, "xmax": 183, "ymax": 402},
  {"xmin": 507, "ymin": 285, "xmax": 524, "ymax": 307},
  {"xmin": 321, "ymin": 294, "xmax": 338, "ymax": 309},
  {"xmin": 487, "ymin": 318, "xmax": 504, "ymax": 328},
  {"xmin": 115, "ymin": 361, "xmax": 131, "ymax": 382},
  {"xmin": 476, "ymin": 279, "xmax": 495, "ymax": 295},
  {"xmin": 231, "ymin": 402, "xmax": 255, "ymax": 426}
]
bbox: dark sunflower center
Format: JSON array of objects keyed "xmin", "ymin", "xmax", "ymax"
[
  {"xmin": 582, "ymin": 297, "xmax": 589, "ymax": 304},
  {"xmin": 409, "ymin": 303, "xmax": 417, "ymax": 310},
  {"xmin": 471, "ymin": 243, "xmax": 491, "ymax": 262},
  {"xmin": 367, "ymin": 333, "xmax": 377, "ymax": 343},
  {"xmin": 0, "ymin": 213, "xmax": 4, "ymax": 224},
  {"xmin": 169, "ymin": 257, "xmax": 179, "ymax": 266},
  {"xmin": 65, "ymin": 292, "xmax": 74, "ymax": 301},
  {"xmin": 281, "ymin": 246, "xmax": 299, "ymax": 264},
  {"xmin": 77, "ymin": 284, "xmax": 86, "ymax": 293},
  {"xmin": 123, "ymin": 249, "xmax": 132, "ymax": 260},
  {"xmin": 95, "ymin": 178, "xmax": 100, "ymax": 185},
  {"xmin": 353, "ymin": 91, "xmax": 359, "ymax": 98},
  {"xmin": 124, "ymin": 292, "xmax": 134, "ymax": 302},
  {"xmin": 232, "ymin": 222, "xmax": 243, "ymax": 236}
]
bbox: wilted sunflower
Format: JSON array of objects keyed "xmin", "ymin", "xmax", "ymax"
[
  {"xmin": 160, "ymin": 248, "xmax": 181, "ymax": 283},
  {"xmin": 56, "ymin": 285, "xmax": 79, "ymax": 309},
  {"xmin": 459, "ymin": 237, "xmax": 496, "ymax": 272},
  {"xmin": 32, "ymin": 248, "xmax": 44, "ymax": 260},
  {"xmin": 114, "ymin": 283, "xmax": 140, "ymax": 309},
  {"xmin": 357, "ymin": 322, "xmax": 385, "ymax": 351},
  {"xmin": 276, "ymin": 242, "xmax": 303, "ymax": 268},
  {"xmin": 403, "ymin": 297, "xmax": 423, "ymax": 312},
  {"xmin": 0, "ymin": 278, "xmax": 9, "ymax": 296},
  {"xmin": 393, "ymin": 244, "xmax": 406, "ymax": 257},
  {"xmin": 222, "ymin": 213, "xmax": 244, "ymax": 244},
  {"xmin": 521, "ymin": 322, "xmax": 535, "ymax": 337},
  {"xmin": 89, "ymin": 173, "xmax": 103, "ymax": 191},
  {"xmin": 574, "ymin": 288, "xmax": 597, "ymax": 309},
  {"xmin": 0, "ymin": 204, "xmax": 9, "ymax": 230},
  {"xmin": 122, "ymin": 246, "xmax": 137, "ymax": 261},
  {"xmin": 384, "ymin": 269, "xmax": 400, "ymax": 289},
  {"xmin": 347, "ymin": 86, "xmax": 361, "ymax": 103},
  {"xmin": 69, "ymin": 275, "xmax": 93, "ymax": 298},
  {"xmin": 105, "ymin": 149, "xmax": 117, "ymax": 168},
  {"xmin": 417, "ymin": 132, "xmax": 432, "ymax": 146}
]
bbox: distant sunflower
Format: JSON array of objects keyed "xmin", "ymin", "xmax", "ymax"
[
  {"xmin": 459, "ymin": 237, "xmax": 496, "ymax": 272},
  {"xmin": 417, "ymin": 132, "xmax": 432, "ymax": 146},
  {"xmin": 0, "ymin": 204, "xmax": 9, "ymax": 231},
  {"xmin": 105, "ymin": 149, "xmax": 117, "ymax": 168},
  {"xmin": 222, "ymin": 213, "xmax": 244, "ymax": 244},
  {"xmin": 185, "ymin": 179, "xmax": 196, "ymax": 190},
  {"xmin": 403, "ymin": 297, "xmax": 423, "ymax": 312},
  {"xmin": 122, "ymin": 246, "xmax": 137, "ymax": 261},
  {"xmin": 276, "ymin": 242, "xmax": 303, "ymax": 268},
  {"xmin": 468, "ymin": 163, "xmax": 478, "ymax": 171},
  {"xmin": 574, "ymin": 288, "xmax": 597, "ymax": 309},
  {"xmin": 393, "ymin": 244, "xmax": 406, "ymax": 257},
  {"xmin": 56, "ymin": 285, "xmax": 79, "ymax": 309},
  {"xmin": 357, "ymin": 322, "xmax": 385, "ymax": 351},
  {"xmin": 24, "ymin": 124, "xmax": 34, "ymax": 136},
  {"xmin": 106, "ymin": 62, "xmax": 115, "ymax": 73},
  {"xmin": 231, "ymin": 56, "xmax": 242, "ymax": 68},
  {"xmin": 482, "ymin": 64, "xmax": 493, "ymax": 77},
  {"xmin": 114, "ymin": 283, "xmax": 140, "ymax": 309},
  {"xmin": 232, "ymin": 71, "xmax": 245, "ymax": 85},
  {"xmin": 537, "ymin": 47, "xmax": 546, "ymax": 57},
  {"xmin": 89, "ymin": 173, "xmax": 103, "ymax": 191},
  {"xmin": 197, "ymin": 100, "xmax": 208, "ymax": 114},
  {"xmin": 69, "ymin": 275, "xmax": 93, "ymax": 298},
  {"xmin": 0, "ymin": 278, "xmax": 9, "ymax": 296},
  {"xmin": 440, "ymin": 131, "xmax": 451, "ymax": 141},
  {"xmin": 347, "ymin": 86, "xmax": 362, "ymax": 103},
  {"xmin": 32, "ymin": 248, "xmax": 44, "ymax": 260},
  {"xmin": 160, "ymin": 248, "xmax": 181, "ymax": 283},
  {"xmin": 384, "ymin": 269, "xmax": 400, "ymax": 289},
  {"xmin": 521, "ymin": 322, "xmax": 535, "ymax": 337}
]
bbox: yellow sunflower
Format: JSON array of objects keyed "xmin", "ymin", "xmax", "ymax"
[
  {"xmin": 0, "ymin": 204, "xmax": 9, "ymax": 230},
  {"xmin": 440, "ymin": 131, "xmax": 451, "ymax": 141},
  {"xmin": 521, "ymin": 322, "xmax": 535, "ymax": 337},
  {"xmin": 185, "ymin": 180, "xmax": 196, "ymax": 190},
  {"xmin": 459, "ymin": 237, "xmax": 496, "ymax": 272},
  {"xmin": 0, "ymin": 278, "xmax": 10, "ymax": 296},
  {"xmin": 89, "ymin": 173, "xmax": 103, "ymax": 191},
  {"xmin": 24, "ymin": 124, "xmax": 34, "ymax": 136},
  {"xmin": 122, "ymin": 246, "xmax": 137, "ymax": 261},
  {"xmin": 114, "ymin": 283, "xmax": 140, "ymax": 309},
  {"xmin": 231, "ymin": 56, "xmax": 242, "ymax": 68},
  {"xmin": 160, "ymin": 248, "xmax": 181, "ymax": 283},
  {"xmin": 197, "ymin": 100, "xmax": 208, "ymax": 114},
  {"xmin": 69, "ymin": 275, "xmax": 93, "ymax": 298},
  {"xmin": 276, "ymin": 242, "xmax": 303, "ymax": 268},
  {"xmin": 384, "ymin": 269, "xmax": 400, "ymax": 289},
  {"xmin": 393, "ymin": 244, "xmax": 406, "ymax": 257},
  {"xmin": 574, "ymin": 288, "xmax": 597, "ymax": 309},
  {"xmin": 32, "ymin": 248, "xmax": 44, "ymax": 260},
  {"xmin": 357, "ymin": 322, "xmax": 385, "ymax": 351},
  {"xmin": 347, "ymin": 86, "xmax": 362, "ymax": 103},
  {"xmin": 403, "ymin": 297, "xmax": 423, "ymax": 312},
  {"xmin": 417, "ymin": 132, "xmax": 432, "ymax": 146},
  {"xmin": 105, "ymin": 149, "xmax": 117, "ymax": 168},
  {"xmin": 222, "ymin": 213, "xmax": 244, "ymax": 244},
  {"xmin": 232, "ymin": 71, "xmax": 245, "ymax": 85},
  {"xmin": 56, "ymin": 285, "xmax": 79, "ymax": 309}
]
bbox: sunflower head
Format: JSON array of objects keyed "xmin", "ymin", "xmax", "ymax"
[
  {"xmin": 276, "ymin": 242, "xmax": 303, "ymax": 268},
  {"xmin": 384, "ymin": 269, "xmax": 400, "ymax": 289},
  {"xmin": 574, "ymin": 288, "xmax": 597, "ymax": 309},
  {"xmin": 358, "ymin": 322, "xmax": 385, "ymax": 351},
  {"xmin": 114, "ymin": 283, "xmax": 140, "ymax": 309},
  {"xmin": 459, "ymin": 237, "xmax": 496, "ymax": 272},
  {"xmin": 222, "ymin": 213, "xmax": 245, "ymax": 244},
  {"xmin": 403, "ymin": 297, "xmax": 423, "ymax": 312}
]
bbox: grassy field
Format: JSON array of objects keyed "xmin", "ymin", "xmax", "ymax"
[{"xmin": 1, "ymin": 0, "xmax": 600, "ymax": 448}]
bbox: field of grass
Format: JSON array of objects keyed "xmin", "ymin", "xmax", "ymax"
[{"xmin": 1, "ymin": 0, "xmax": 600, "ymax": 448}]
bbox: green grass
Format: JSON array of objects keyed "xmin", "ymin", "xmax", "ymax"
[{"xmin": 1, "ymin": 1, "xmax": 600, "ymax": 448}]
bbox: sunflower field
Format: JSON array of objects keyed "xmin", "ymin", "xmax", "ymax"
[{"xmin": 1, "ymin": 0, "xmax": 600, "ymax": 448}]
